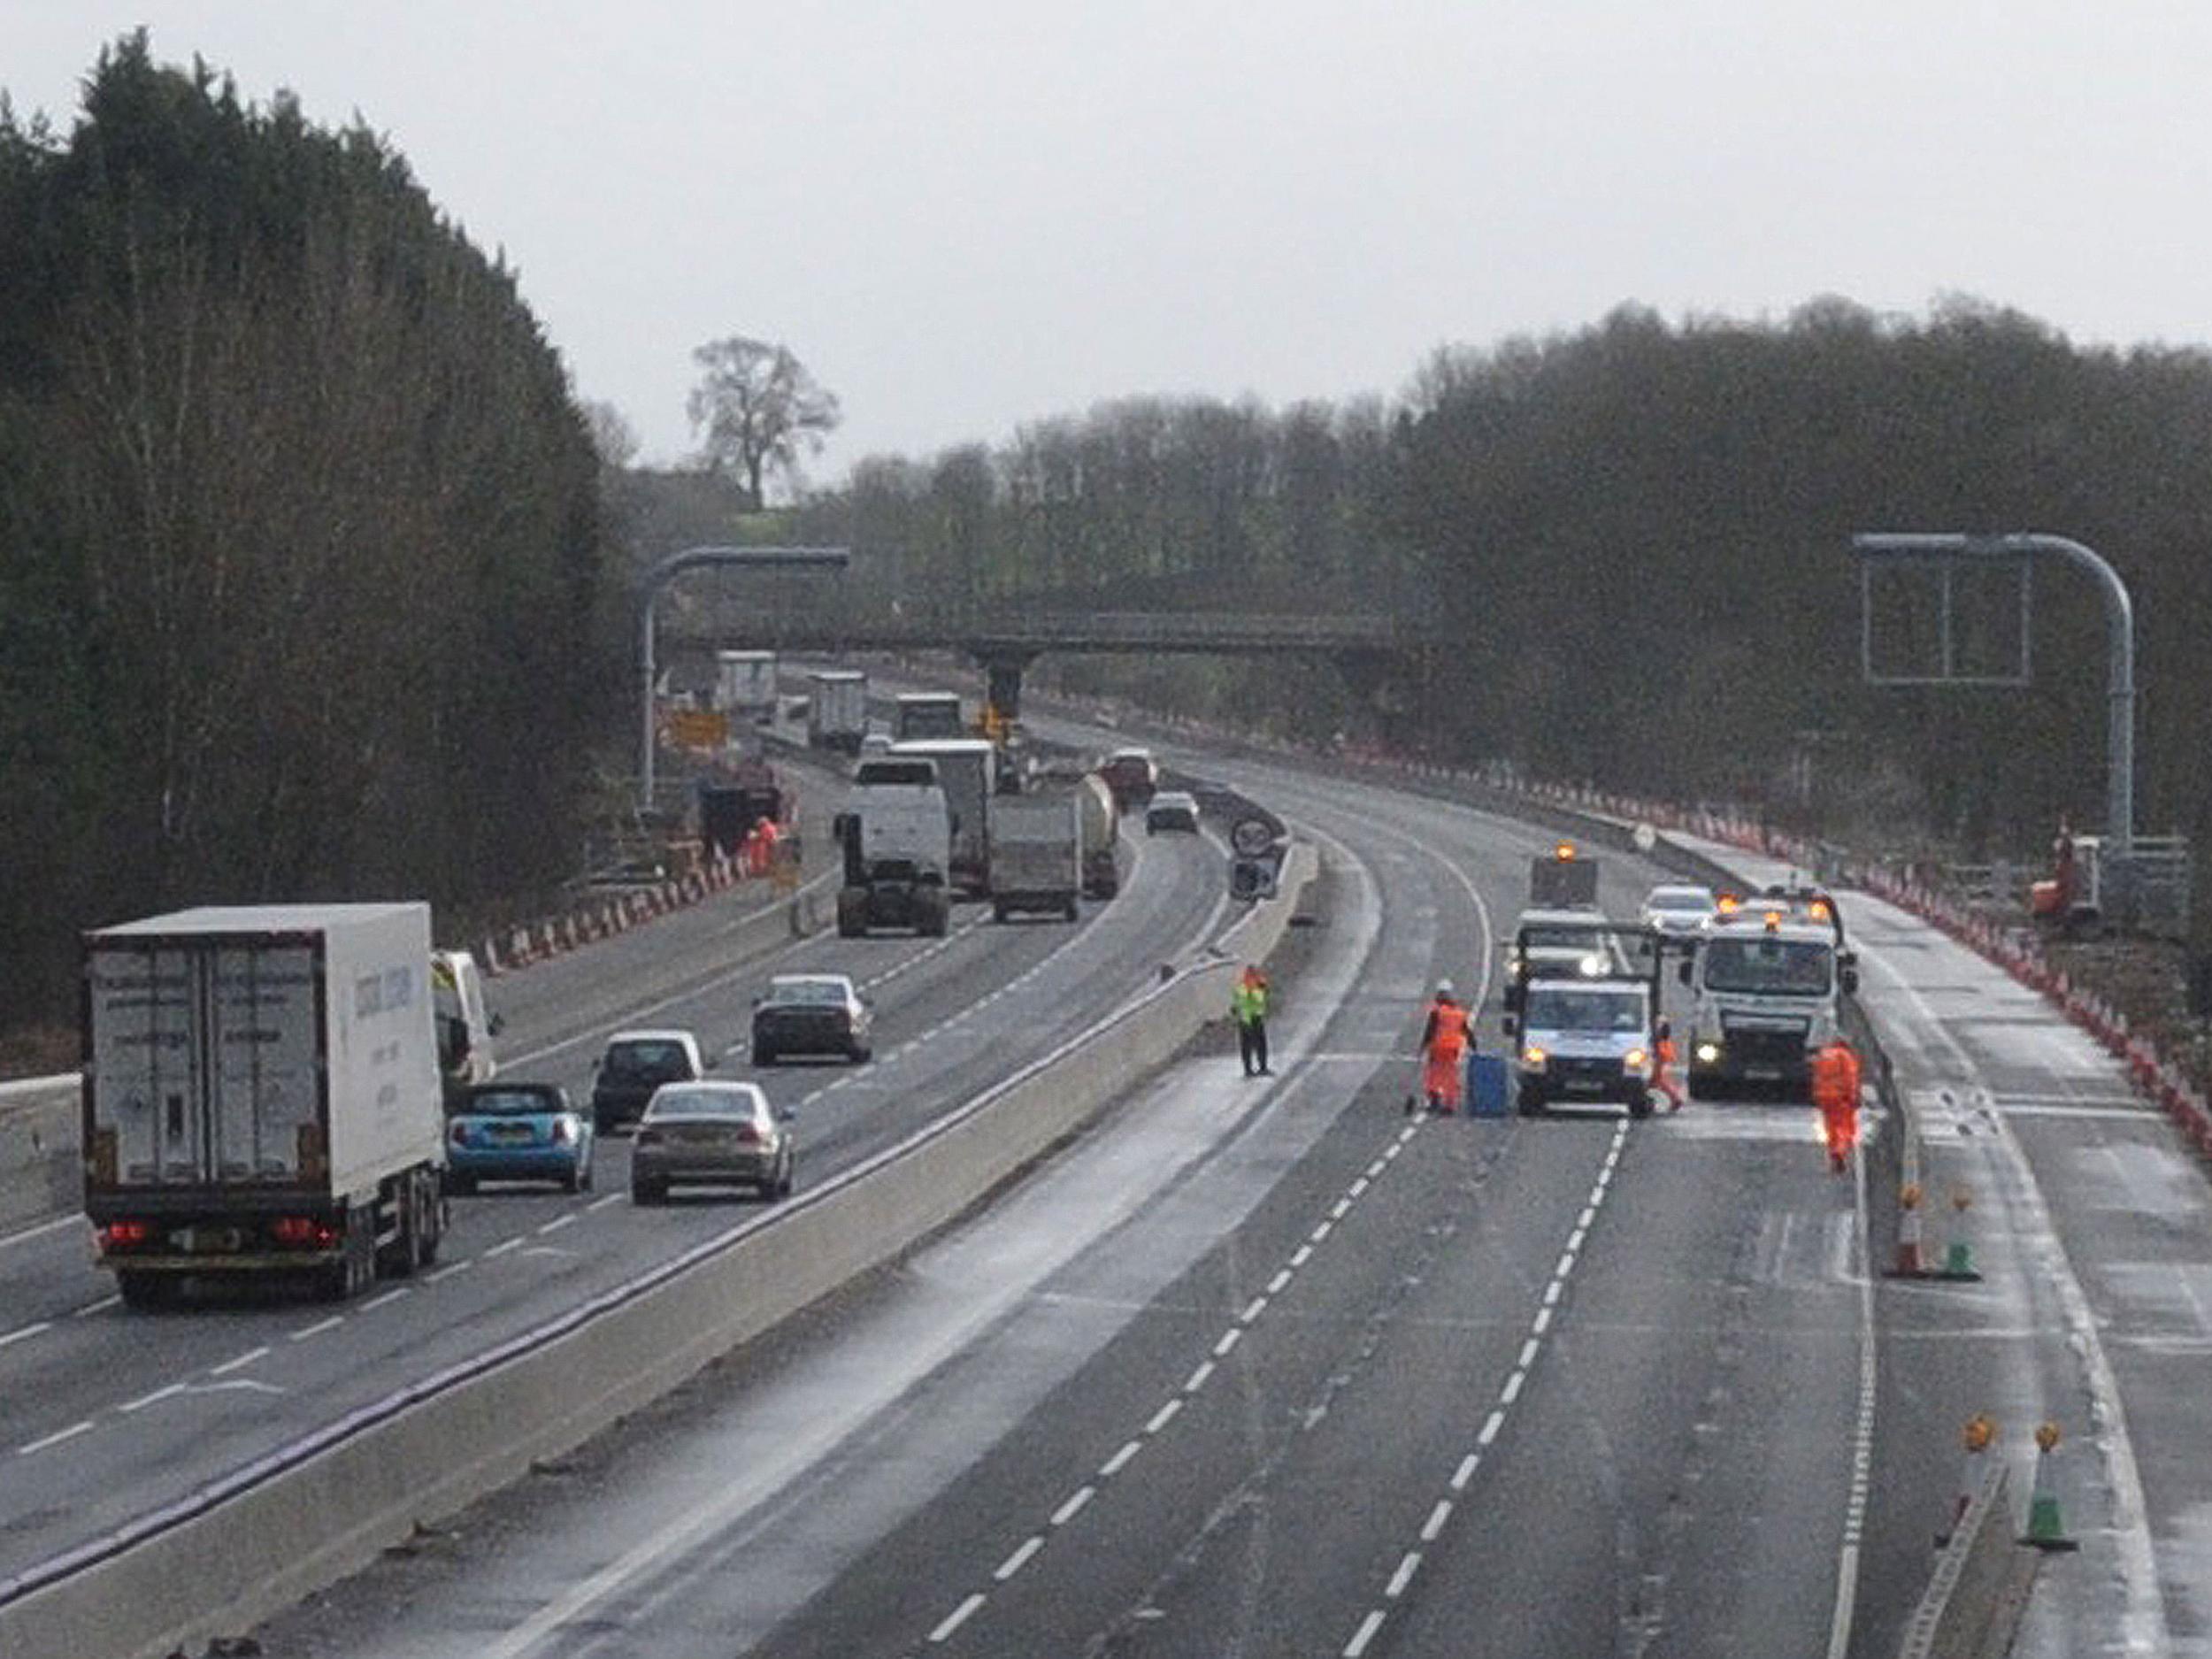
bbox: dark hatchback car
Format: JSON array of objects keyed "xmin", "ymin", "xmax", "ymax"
[
  {"xmin": 751, "ymin": 973, "xmax": 872, "ymax": 1064},
  {"xmin": 590, "ymin": 1030, "xmax": 709, "ymax": 1134}
]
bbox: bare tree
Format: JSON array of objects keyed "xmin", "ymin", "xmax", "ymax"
[
  {"xmin": 581, "ymin": 398, "xmax": 641, "ymax": 469},
  {"xmin": 686, "ymin": 335, "xmax": 841, "ymax": 508}
]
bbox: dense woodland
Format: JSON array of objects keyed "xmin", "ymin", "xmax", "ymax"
[
  {"xmin": 0, "ymin": 38, "xmax": 614, "ymax": 1029},
  {"xmin": 790, "ymin": 303, "xmax": 2212, "ymax": 880},
  {"xmin": 8, "ymin": 37, "xmax": 2212, "ymax": 1041}
]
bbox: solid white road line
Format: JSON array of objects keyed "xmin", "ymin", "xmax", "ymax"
[
  {"xmin": 0, "ymin": 1213, "xmax": 85, "ymax": 1253},
  {"xmin": 19, "ymin": 1420, "xmax": 94, "ymax": 1455}
]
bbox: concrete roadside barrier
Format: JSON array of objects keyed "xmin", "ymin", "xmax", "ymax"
[
  {"xmin": 0, "ymin": 848, "xmax": 1314, "ymax": 1659},
  {"xmin": 0, "ymin": 1078, "xmax": 81, "ymax": 1237}
]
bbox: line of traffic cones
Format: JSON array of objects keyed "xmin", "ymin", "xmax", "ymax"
[
  {"xmin": 1886, "ymin": 1182, "xmax": 1982, "ymax": 1281},
  {"xmin": 1936, "ymin": 1414, "xmax": 1997, "ymax": 1547},
  {"xmin": 1932, "ymin": 1415, "xmax": 2079, "ymax": 1554}
]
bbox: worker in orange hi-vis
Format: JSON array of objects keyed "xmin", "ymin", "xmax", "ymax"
[
  {"xmin": 1418, "ymin": 980, "xmax": 1473, "ymax": 1115},
  {"xmin": 1653, "ymin": 1018, "xmax": 1684, "ymax": 1112},
  {"xmin": 1809, "ymin": 1036, "xmax": 1864, "ymax": 1173}
]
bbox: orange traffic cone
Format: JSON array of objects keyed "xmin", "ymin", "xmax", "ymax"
[
  {"xmin": 1887, "ymin": 1182, "xmax": 1929, "ymax": 1278},
  {"xmin": 1938, "ymin": 1415, "xmax": 1997, "ymax": 1547}
]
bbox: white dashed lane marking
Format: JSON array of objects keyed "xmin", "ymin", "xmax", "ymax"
[{"xmin": 1336, "ymin": 1119, "xmax": 1631, "ymax": 1655}]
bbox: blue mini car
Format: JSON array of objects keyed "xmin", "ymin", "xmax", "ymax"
[{"xmin": 446, "ymin": 1080, "xmax": 595, "ymax": 1194}]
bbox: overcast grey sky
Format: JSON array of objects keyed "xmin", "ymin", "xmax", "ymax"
[{"xmin": 14, "ymin": 3, "xmax": 2212, "ymax": 486}]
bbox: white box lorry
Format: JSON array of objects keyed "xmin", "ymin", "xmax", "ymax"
[
  {"xmin": 893, "ymin": 738, "xmax": 995, "ymax": 899},
  {"xmin": 82, "ymin": 902, "xmax": 448, "ymax": 1306},
  {"xmin": 989, "ymin": 795, "xmax": 1082, "ymax": 922},
  {"xmin": 893, "ymin": 690, "xmax": 965, "ymax": 741},
  {"xmin": 714, "ymin": 649, "xmax": 780, "ymax": 726},
  {"xmin": 807, "ymin": 668, "xmax": 869, "ymax": 752},
  {"xmin": 836, "ymin": 757, "xmax": 954, "ymax": 936}
]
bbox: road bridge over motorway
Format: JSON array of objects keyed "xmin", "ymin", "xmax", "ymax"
[{"xmin": 662, "ymin": 609, "xmax": 1410, "ymax": 715}]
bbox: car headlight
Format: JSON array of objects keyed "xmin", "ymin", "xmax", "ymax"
[
  {"xmin": 1623, "ymin": 1048, "xmax": 1650, "ymax": 1073},
  {"xmin": 1521, "ymin": 1046, "xmax": 1548, "ymax": 1070},
  {"xmin": 1694, "ymin": 1041, "xmax": 1721, "ymax": 1064},
  {"xmin": 1578, "ymin": 955, "xmax": 1606, "ymax": 977}
]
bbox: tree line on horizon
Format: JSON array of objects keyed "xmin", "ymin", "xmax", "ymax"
[
  {"xmin": 9, "ymin": 35, "xmax": 2212, "ymax": 1035},
  {"xmin": 787, "ymin": 298, "xmax": 2212, "ymax": 887},
  {"xmin": 0, "ymin": 35, "xmax": 616, "ymax": 1029}
]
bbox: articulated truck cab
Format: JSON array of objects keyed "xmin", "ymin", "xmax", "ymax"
[{"xmin": 836, "ymin": 757, "xmax": 953, "ymax": 936}]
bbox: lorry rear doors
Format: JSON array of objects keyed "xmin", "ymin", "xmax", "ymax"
[{"xmin": 90, "ymin": 941, "xmax": 323, "ymax": 1188}]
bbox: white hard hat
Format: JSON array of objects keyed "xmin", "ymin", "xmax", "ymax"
[{"xmin": 1436, "ymin": 978, "xmax": 1455, "ymax": 996}]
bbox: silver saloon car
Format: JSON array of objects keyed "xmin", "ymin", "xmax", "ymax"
[{"xmin": 629, "ymin": 1081, "xmax": 795, "ymax": 1203}]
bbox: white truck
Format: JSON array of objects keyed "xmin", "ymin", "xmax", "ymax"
[
  {"xmin": 836, "ymin": 756, "xmax": 954, "ymax": 936},
  {"xmin": 431, "ymin": 947, "xmax": 499, "ymax": 1109},
  {"xmin": 1680, "ymin": 905, "xmax": 1857, "ymax": 1100},
  {"xmin": 893, "ymin": 737, "xmax": 995, "ymax": 899},
  {"xmin": 714, "ymin": 649, "xmax": 780, "ymax": 726},
  {"xmin": 988, "ymin": 795, "xmax": 1082, "ymax": 922},
  {"xmin": 82, "ymin": 903, "xmax": 448, "ymax": 1307},
  {"xmin": 1502, "ymin": 976, "xmax": 1656, "ymax": 1118},
  {"xmin": 807, "ymin": 669, "xmax": 869, "ymax": 753},
  {"xmin": 893, "ymin": 690, "xmax": 965, "ymax": 742}
]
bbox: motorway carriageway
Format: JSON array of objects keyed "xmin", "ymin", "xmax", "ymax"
[
  {"xmin": 250, "ymin": 730, "xmax": 1899, "ymax": 1659},
  {"xmin": 0, "ymin": 757, "xmax": 1238, "ymax": 1597},
  {"xmin": 25, "ymin": 716, "xmax": 2212, "ymax": 1659}
]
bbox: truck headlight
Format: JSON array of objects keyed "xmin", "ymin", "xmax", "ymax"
[
  {"xmin": 1694, "ymin": 1041, "xmax": 1721, "ymax": 1064},
  {"xmin": 1622, "ymin": 1048, "xmax": 1650, "ymax": 1074},
  {"xmin": 1521, "ymin": 1046, "xmax": 1548, "ymax": 1071}
]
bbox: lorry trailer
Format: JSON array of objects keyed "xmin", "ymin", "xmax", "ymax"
[
  {"xmin": 82, "ymin": 902, "xmax": 448, "ymax": 1306},
  {"xmin": 807, "ymin": 669, "xmax": 869, "ymax": 752},
  {"xmin": 988, "ymin": 795, "xmax": 1083, "ymax": 921}
]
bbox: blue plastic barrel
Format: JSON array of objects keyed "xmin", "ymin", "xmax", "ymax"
[{"xmin": 1468, "ymin": 1053, "xmax": 1510, "ymax": 1118}]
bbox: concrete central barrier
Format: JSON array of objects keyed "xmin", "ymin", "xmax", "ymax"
[
  {"xmin": 0, "ymin": 844, "xmax": 1317, "ymax": 1659},
  {"xmin": 0, "ymin": 1080, "xmax": 79, "ymax": 1238}
]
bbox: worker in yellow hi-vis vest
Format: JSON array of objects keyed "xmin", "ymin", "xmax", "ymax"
[{"xmin": 1232, "ymin": 965, "xmax": 1271, "ymax": 1078}]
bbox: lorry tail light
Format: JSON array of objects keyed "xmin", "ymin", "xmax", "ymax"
[
  {"xmin": 102, "ymin": 1219, "xmax": 154, "ymax": 1248},
  {"xmin": 270, "ymin": 1217, "xmax": 336, "ymax": 1248}
]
